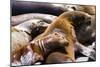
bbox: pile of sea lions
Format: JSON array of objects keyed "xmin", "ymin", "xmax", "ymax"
[{"xmin": 11, "ymin": 0, "xmax": 96, "ymax": 66}]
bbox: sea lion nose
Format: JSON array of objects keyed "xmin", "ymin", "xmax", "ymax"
[{"xmin": 87, "ymin": 16, "xmax": 92, "ymax": 24}]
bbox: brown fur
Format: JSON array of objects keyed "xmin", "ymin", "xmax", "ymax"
[
  {"xmin": 30, "ymin": 32, "xmax": 69, "ymax": 58},
  {"xmin": 66, "ymin": 5, "xmax": 96, "ymax": 15},
  {"xmin": 46, "ymin": 52, "xmax": 72, "ymax": 64},
  {"xmin": 76, "ymin": 5, "xmax": 96, "ymax": 15},
  {"xmin": 34, "ymin": 11, "xmax": 93, "ymax": 62}
]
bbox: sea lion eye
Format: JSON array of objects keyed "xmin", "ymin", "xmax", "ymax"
[{"xmin": 80, "ymin": 16, "xmax": 85, "ymax": 21}]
